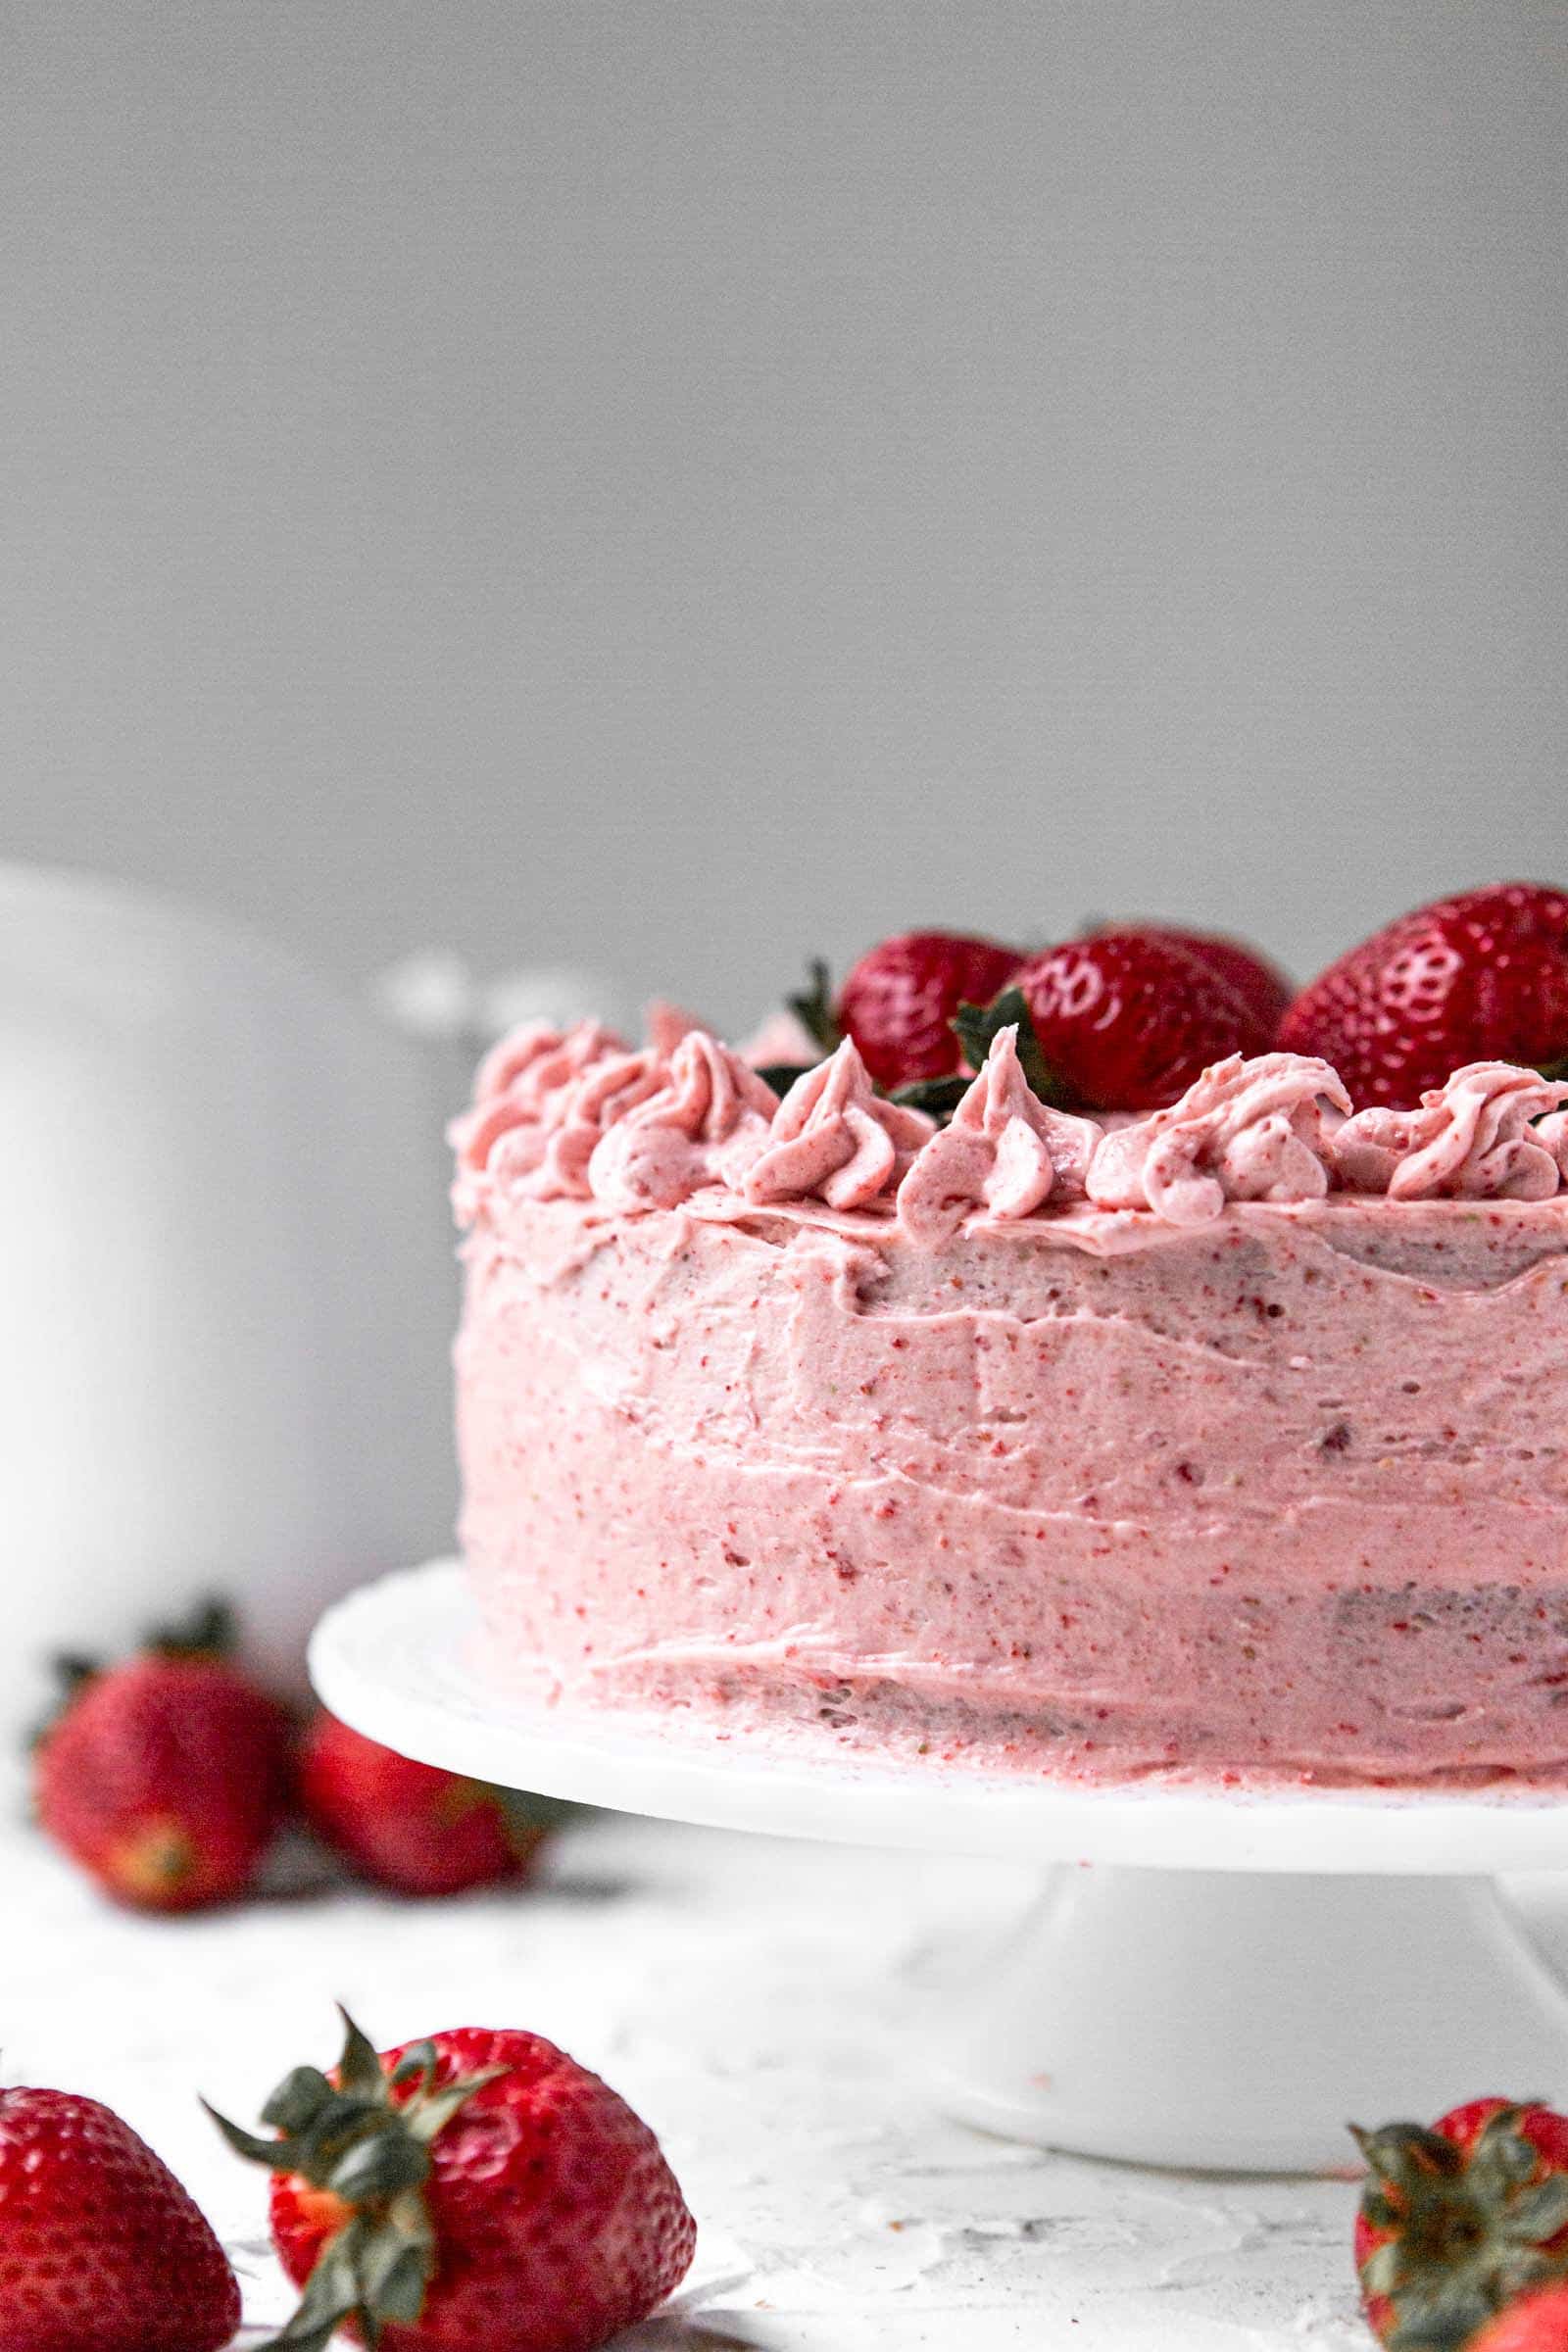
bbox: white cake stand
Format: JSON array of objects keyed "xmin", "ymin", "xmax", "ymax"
[{"xmin": 310, "ymin": 1560, "xmax": 1568, "ymax": 2174}]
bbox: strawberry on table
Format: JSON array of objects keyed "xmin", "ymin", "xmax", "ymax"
[
  {"xmin": 33, "ymin": 1598, "xmax": 291, "ymax": 1913},
  {"xmin": 1280, "ymin": 881, "xmax": 1568, "ymax": 1107},
  {"xmin": 0, "ymin": 2084, "xmax": 239, "ymax": 2352},
  {"xmin": 833, "ymin": 929, "xmax": 1023, "ymax": 1090},
  {"xmin": 1003, "ymin": 925, "xmax": 1279, "ymax": 1111},
  {"xmin": 1352, "ymin": 2098, "xmax": 1568, "ymax": 2350},
  {"xmin": 1468, "ymin": 2284, "xmax": 1568, "ymax": 2350},
  {"xmin": 298, "ymin": 1711, "xmax": 554, "ymax": 1897},
  {"xmin": 210, "ymin": 2008, "xmax": 696, "ymax": 2352}
]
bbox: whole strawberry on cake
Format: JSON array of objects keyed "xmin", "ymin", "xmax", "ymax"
[{"xmin": 451, "ymin": 886, "xmax": 1568, "ymax": 1787}]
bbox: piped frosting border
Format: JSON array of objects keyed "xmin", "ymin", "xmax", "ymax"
[{"xmin": 451, "ymin": 1015, "xmax": 1568, "ymax": 1236}]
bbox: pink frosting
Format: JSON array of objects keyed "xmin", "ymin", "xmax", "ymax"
[
  {"xmin": 514, "ymin": 1048, "xmax": 672, "ymax": 1200},
  {"xmin": 456, "ymin": 1022, "xmax": 1568, "ymax": 1237},
  {"xmin": 451, "ymin": 1020, "xmax": 673, "ymax": 1215},
  {"xmin": 468, "ymin": 1018, "xmax": 625, "ymax": 1115},
  {"xmin": 1330, "ymin": 1061, "xmax": 1568, "ymax": 1201},
  {"xmin": 1540, "ymin": 1111, "xmax": 1568, "ymax": 1179},
  {"xmin": 459, "ymin": 1155, "xmax": 1568, "ymax": 1787},
  {"xmin": 740, "ymin": 1006, "xmax": 823, "ymax": 1069},
  {"xmin": 451, "ymin": 1022, "xmax": 623, "ymax": 1215},
  {"xmin": 744, "ymin": 1040, "xmax": 935, "ymax": 1213},
  {"xmin": 456, "ymin": 1017, "xmax": 1568, "ymax": 1786},
  {"xmin": 643, "ymin": 1000, "xmax": 710, "ymax": 1059},
  {"xmin": 896, "ymin": 1027, "xmax": 1102, "ymax": 1243},
  {"xmin": 588, "ymin": 1032, "xmax": 780, "ymax": 1211},
  {"xmin": 1086, "ymin": 1053, "xmax": 1350, "ymax": 1227}
]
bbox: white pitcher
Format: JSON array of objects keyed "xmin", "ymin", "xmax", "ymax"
[{"xmin": 0, "ymin": 864, "xmax": 457, "ymax": 1740}]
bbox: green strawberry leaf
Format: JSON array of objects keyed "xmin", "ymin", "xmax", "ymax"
[
  {"xmin": 210, "ymin": 2006, "xmax": 516, "ymax": 2352},
  {"xmin": 146, "ymin": 1595, "xmax": 237, "ymax": 1660},
  {"xmin": 326, "ymin": 2123, "xmax": 431, "ymax": 2203},
  {"xmin": 261, "ymin": 2067, "xmax": 337, "ymax": 2135},
  {"xmin": 952, "ymin": 989, "xmax": 1072, "ymax": 1107},
  {"xmin": 787, "ymin": 959, "xmax": 840, "ymax": 1054},
  {"xmin": 201, "ymin": 2100, "xmax": 297, "ymax": 2171},
  {"xmin": 890, "ymin": 1073, "xmax": 972, "ymax": 1116},
  {"xmin": 333, "ymin": 2009, "xmax": 389, "ymax": 2102},
  {"xmin": 756, "ymin": 1061, "xmax": 812, "ymax": 1100},
  {"xmin": 405, "ymin": 2065, "xmax": 511, "ymax": 2147}
]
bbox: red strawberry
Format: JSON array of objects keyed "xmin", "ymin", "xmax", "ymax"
[
  {"xmin": 1004, "ymin": 928, "xmax": 1276, "ymax": 1111},
  {"xmin": 835, "ymin": 930, "xmax": 1022, "ymax": 1089},
  {"xmin": 1116, "ymin": 922, "xmax": 1293, "ymax": 1040},
  {"xmin": 1469, "ymin": 2284, "xmax": 1568, "ymax": 2351},
  {"xmin": 298, "ymin": 1711, "xmax": 552, "ymax": 1897},
  {"xmin": 1280, "ymin": 882, "xmax": 1568, "ymax": 1107},
  {"xmin": 210, "ymin": 2009, "xmax": 696, "ymax": 2352},
  {"xmin": 34, "ymin": 1599, "xmax": 291, "ymax": 1912},
  {"xmin": 0, "ymin": 2085, "xmax": 239, "ymax": 2352},
  {"xmin": 1352, "ymin": 2099, "xmax": 1568, "ymax": 2349}
]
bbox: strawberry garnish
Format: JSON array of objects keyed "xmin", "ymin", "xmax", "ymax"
[
  {"xmin": 1119, "ymin": 922, "xmax": 1293, "ymax": 1040},
  {"xmin": 1352, "ymin": 2099, "xmax": 1568, "ymax": 2349},
  {"xmin": 1002, "ymin": 927, "xmax": 1277, "ymax": 1111},
  {"xmin": 834, "ymin": 931, "xmax": 1022, "ymax": 1090},
  {"xmin": 33, "ymin": 1597, "xmax": 291, "ymax": 1912},
  {"xmin": 1280, "ymin": 882, "xmax": 1568, "ymax": 1107},
  {"xmin": 0, "ymin": 2084, "xmax": 239, "ymax": 2352},
  {"xmin": 299, "ymin": 1712, "xmax": 559, "ymax": 1897},
  {"xmin": 210, "ymin": 2008, "xmax": 696, "ymax": 2352}
]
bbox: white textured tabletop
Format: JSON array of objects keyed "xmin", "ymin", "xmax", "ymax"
[{"xmin": 12, "ymin": 1786, "xmax": 1562, "ymax": 2351}]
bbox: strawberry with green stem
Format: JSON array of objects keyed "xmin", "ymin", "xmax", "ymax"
[
  {"xmin": 209, "ymin": 2007, "xmax": 696, "ymax": 2352},
  {"xmin": 33, "ymin": 1595, "xmax": 291, "ymax": 1912},
  {"xmin": 999, "ymin": 926, "xmax": 1282, "ymax": 1111},
  {"xmin": 780, "ymin": 920, "xmax": 1287, "ymax": 1115},
  {"xmin": 789, "ymin": 932, "xmax": 1023, "ymax": 1095},
  {"xmin": 1352, "ymin": 2099, "xmax": 1568, "ymax": 2349}
]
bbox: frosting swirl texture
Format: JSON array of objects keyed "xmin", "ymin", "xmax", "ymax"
[
  {"xmin": 1330, "ymin": 1061, "xmax": 1568, "ymax": 1200},
  {"xmin": 451, "ymin": 1021, "xmax": 634, "ymax": 1216},
  {"xmin": 587, "ymin": 1032, "xmax": 779, "ymax": 1211},
  {"xmin": 896, "ymin": 1028, "xmax": 1102, "ymax": 1243},
  {"xmin": 452, "ymin": 1018, "xmax": 685, "ymax": 1213},
  {"xmin": 1087, "ymin": 1053, "xmax": 1350, "ymax": 1226},
  {"xmin": 744, "ymin": 1039, "xmax": 934, "ymax": 1212}
]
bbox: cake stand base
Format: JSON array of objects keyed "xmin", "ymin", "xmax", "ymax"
[
  {"xmin": 310, "ymin": 1563, "xmax": 1568, "ymax": 2174},
  {"xmin": 920, "ymin": 1867, "xmax": 1568, "ymax": 2171}
]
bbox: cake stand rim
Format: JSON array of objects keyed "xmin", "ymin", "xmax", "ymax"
[{"xmin": 307, "ymin": 1559, "xmax": 1568, "ymax": 1876}]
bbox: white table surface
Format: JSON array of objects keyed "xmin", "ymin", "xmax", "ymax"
[{"xmin": 10, "ymin": 1780, "xmax": 1563, "ymax": 2351}]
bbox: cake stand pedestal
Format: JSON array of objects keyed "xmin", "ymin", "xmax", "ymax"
[{"xmin": 310, "ymin": 1562, "xmax": 1568, "ymax": 2175}]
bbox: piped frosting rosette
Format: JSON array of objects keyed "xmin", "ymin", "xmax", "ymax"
[
  {"xmin": 1329, "ymin": 1060, "xmax": 1568, "ymax": 1200},
  {"xmin": 449, "ymin": 1021, "xmax": 637, "ymax": 1217},
  {"xmin": 896, "ymin": 1027, "xmax": 1102, "ymax": 1242},
  {"xmin": 452, "ymin": 1017, "xmax": 781, "ymax": 1217},
  {"xmin": 743, "ymin": 1039, "xmax": 935, "ymax": 1212},
  {"xmin": 587, "ymin": 1032, "xmax": 780, "ymax": 1210},
  {"xmin": 454, "ymin": 1010, "xmax": 1568, "ymax": 1236},
  {"xmin": 1086, "ymin": 1053, "xmax": 1350, "ymax": 1226}
]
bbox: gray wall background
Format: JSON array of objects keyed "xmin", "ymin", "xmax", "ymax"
[{"xmin": 5, "ymin": 0, "xmax": 1565, "ymax": 1034}]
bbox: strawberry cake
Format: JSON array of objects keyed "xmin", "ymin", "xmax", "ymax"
[{"xmin": 452, "ymin": 886, "xmax": 1568, "ymax": 1787}]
